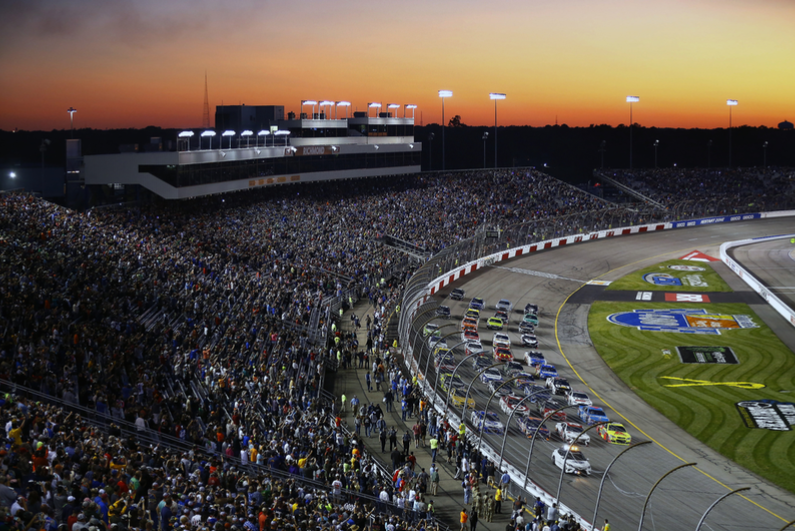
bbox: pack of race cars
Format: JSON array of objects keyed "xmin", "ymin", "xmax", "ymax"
[{"xmin": 423, "ymin": 291, "xmax": 634, "ymax": 477}]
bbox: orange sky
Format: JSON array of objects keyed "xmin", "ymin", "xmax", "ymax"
[{"xmin": 1, "ymin": 0, "xmax": 794, "ymax": 131}]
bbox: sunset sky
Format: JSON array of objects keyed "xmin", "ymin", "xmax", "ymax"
[{"xmin": 1, "ymin": 0, "xmax": 793, "ymax": 131}]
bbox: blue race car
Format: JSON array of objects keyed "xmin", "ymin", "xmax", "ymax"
[
  {"xmin": 536, "ymin": 364, "xmax": 558, "ymax": 379},
  {"xmin": 578, "ymin": 405, "xmax": 610, "ymax": 426}
]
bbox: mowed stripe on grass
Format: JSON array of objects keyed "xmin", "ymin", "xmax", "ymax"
[{"xmin": 589, "ymin": 300, "xmax": 795, "ymax": 493}]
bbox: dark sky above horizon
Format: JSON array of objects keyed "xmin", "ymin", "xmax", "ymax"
[{"xmin": 1, "ymin": 0, "xmax": 793, "ymax": 131}]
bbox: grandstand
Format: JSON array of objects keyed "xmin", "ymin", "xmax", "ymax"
[{"xmin": 1, "ymin": 167, "xmax": 793, "ymax": 531}]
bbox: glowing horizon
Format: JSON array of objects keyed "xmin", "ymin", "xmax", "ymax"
[{"xmin": 0, "ymin": 0, "xmax": 793, "ymax": 131}]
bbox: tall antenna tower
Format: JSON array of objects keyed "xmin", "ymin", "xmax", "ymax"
[{"xmin": 202, "ymin": 71, "xmax": 211, "ymax": 128}]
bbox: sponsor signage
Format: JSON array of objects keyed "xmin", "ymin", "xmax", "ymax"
[
  {"xmin": 671, "ymin": 213, "xmax": 761, "ymax": 229},
  {"xmin": 664, "ymin": 293, "xmax": 711, "ymax": 302},
  {"xmin": 299, "ymin": 146, "xmax": 330, "ymax": 156},
  {"xmin": 676, "ymin": 346, "xmax": 738, "ymax": 364},
  {"xmin": 669, "ymin": 265, "xmax": 706, "ymax": 271},
  {"xmin": 736, "ymin": 400, "xmax": 795, "ymax": 431},
  {"xmin": 644, "ymin": 273, "xmax": 682, "ymax": 286},
  {"xmin": 607, "ymin": 308, "xmax": 758, "ymax": 335}
]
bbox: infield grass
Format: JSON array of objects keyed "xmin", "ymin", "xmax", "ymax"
[
  {"xmin": 589, "ymin": 300, "xmax": 795, "ymax": 493},
  {"xmin": 605, "ymin": 259, "xmax": 732, "ymax": 292}
]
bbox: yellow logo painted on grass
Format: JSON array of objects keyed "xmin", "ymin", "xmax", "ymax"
[{"xmin": 660, "ymin": 376, "xmax": 765, "ymax": 390}]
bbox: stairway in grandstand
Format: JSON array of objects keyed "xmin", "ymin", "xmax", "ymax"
[{"xmin": 377, "ymin": 235, "xmax": 432, "ymax": 260}]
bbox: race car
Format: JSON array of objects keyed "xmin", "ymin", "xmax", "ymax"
[
  {"xmin": 462, "ymin": 320, "xmax": 478, "ymax": 334},
  {"xmin": 499, "ymin": 394, "xmax": 529, "ymax": 415},
  {"xmin": 597, "ymin": 422, "xmax": 632, "ymax": 445},
  {"xmin": 514, "ymin": 377, "xmax": 536, "ymax": 394},
  {"xmin": 578, "ymin": 405, "xmax": 609, "ymax": 426},
  {"xmin": 494, "ymin": 310, "xmax": 509, "ymax": 322},
  {"xmin": 469, "ymin": 297, "xmax": 486, "ymax": 310},
  {"xmin": 555, "ymin": 421, "xmax": 591, "ymax": 446},
  {"xmin": 472, "ymin": 355, "xmax": 492, "ymax": 371},
  {"xmin": 524, "ymin": 385, "xmax": 551, "ymax": 403},
  {"xmin": 538, "ymin": 397, "xmax": 567, "ymax": 421},
  {"xmin": 522, "ymin": 312, "xmax": 539, "ymax": 326},
  {"xmin": 536, "ymin": 364, "xmax": 558, "ymax": 379},
  {"xmin": 546, "ymin": 377, "xmax": 571, "ymax": 396},
  {"xmin": 440, "ymin": 373, "xmax": 465, "ymax": 393},
  {"xmin": 493, "ymin": 346, "xmax": 514, "ymax": 362},
  {"xmin": 518, "ymin": 416, "xmax": 550, "ymax": 439},
  {"xmin": 470, "ymin": 411, "xmax": 505, "ymax": 434},
  {"xmin": 480, "ymin": 368, "xmax": 504, "ymax": 384},
  {"xmin": 502, "ymin": 361, "xmax": 525, "ymax": 377},
  {"xmin": 552, "ymin": 445, "xmax": 591, "ymax": 476},
  {"xmin": 521, "ymin": 333, "xmax": 539, "ymax": 347},
  {"xmin": 423, "ymin": 323, "xmax": 439, "ymax": 337},
  {"xmin": 486, "ymin": 317, "xmax": 505, "ymax": 330},
  {"xmin": 465, "ymin": 308, "xmax": 480, "ymax": 320},
  {"xmin": 434, "ymin": 350, "xmax": 456, "ymax": 372},
  {"xmin": 465, "ymin": 341, "xmax": 484, "ymax": 356},
  {"xmin": 524, "ymin": 303, "xmax": 539, "ymax": 315},
  {"xmin": 428, "ymin": 336, "xmax": 447, "ymax": 349},
  {"xmin": 519, "ymin": 321, "xmax": 536, "ymax": 333},
  {"xmin": 524, "ymin": 351, "xmax": 545, "ymax": 367},
  {"xmin": 567, "ymin": 390, "xmax": 592, "ymax": 407},
  {"xmin": 449, "ymin": 388, "xmax": 476, "ymax": 409},
  {"xmin": 450, "ymin": 288, "xmax": 466, "ymax": 301},
  {"xmin": 488, "ymin": 380, "xmax": 514, "ymax": 397},
  {"xmin": 496, "ymin": 299, "xmax": 513, "ymax": 312},
  {"xmin": 493, "ymin": 333, "xmax": 511, "ymax": 348},
  {"xmin": 462, "ymin": 329, "xmax": 480, "ymax": 342},
  {"xmin": 436, "ymin": 305, "xmax": 451, "ymax": 318}
]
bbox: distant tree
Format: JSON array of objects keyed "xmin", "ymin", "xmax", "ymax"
[{"xmin": 448, "ymin": 115, "xmax": 465, "ymax": 128}]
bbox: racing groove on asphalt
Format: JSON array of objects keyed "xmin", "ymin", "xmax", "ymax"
[{"xmin": 422, "ymin": 218, "xmax": 795, "ymax": 530}]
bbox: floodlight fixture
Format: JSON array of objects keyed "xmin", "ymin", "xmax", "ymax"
[
  {"xmin": 489, "ymin": 93, "xmax": 506, "ymax": 100},
  {"xmin": 438, "ymin": 90, "xmax": 453, "ymax": 98},
  {"xmin": 626, "ymin": 95, "xmax": 640, "ymax": 103},
  {"xmin": 178, "ymin": 131, "xmax": 194, "ymax": 138},
  {"xmin": 726, "ymin": 99, "xmax": 738, "ymax": 106}
]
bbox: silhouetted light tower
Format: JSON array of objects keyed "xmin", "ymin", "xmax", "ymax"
[
  {"xmin": 67, "ymin": 107, "xmax": 77, "ymax": 138},
  {"xmin": 727, "ymin": 99, "xmax": 738, "ymax": 168},
  {"xmin": 763, "ymin": 141, "xmax": 768, "ymax": 168},
  {"xmin": 654, "ymin": 139, "xmax": 660, "ymax": 168},
  {"xmin": 482, "ymin": 132, "xmax": 489, "ymax": 168},
  {"xmin": 626, "ymin": 96, "xmax": 639, "ymax": 169},
  {"xmin": 489, "ymin": 93, "xmax": 506, "ymax": 168},
  {"xmin": 427, "ymin": 132, "xmax": 435, "ymax": 171},
  {"xmin": 438, "ymin": 90, "xmax": 452, "ymax": 171}
]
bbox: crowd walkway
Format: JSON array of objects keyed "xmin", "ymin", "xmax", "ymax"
[{"xmin": 334, "ymin": 300, "xmax": 515, "ymax": 531}]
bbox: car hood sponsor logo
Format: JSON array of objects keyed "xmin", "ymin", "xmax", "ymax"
[
  {"xmin": 668, "ymin": 265, "xmax": 706, "ymax": 272},
  {"xmin": 644, "ymin": 273, "xmax": 682, "ymax": 286},
  {"xmin": 607, "ymin": 308, "xmax": 758, "ymax": 335},
  {"xmin": 736, "ymin": 400, "xmax": 795, "ymax": 431}
]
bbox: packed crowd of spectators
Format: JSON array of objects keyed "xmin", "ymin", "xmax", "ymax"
[
  {"xmin": 597, "ymin": 167, "xmax": 795, "ymax": 215},
  {"xmin": 0, "ymin": 168, "xmax": 667, "ymax": 531}
]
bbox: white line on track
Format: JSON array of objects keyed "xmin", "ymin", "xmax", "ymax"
[{"xmin": 491, "ymin": 265, "xmax": 587, "ymax": 283}]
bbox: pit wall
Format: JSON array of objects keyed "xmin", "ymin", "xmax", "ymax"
[
  {"xmin": 401, "ymin": 209, "xmax": 795, "ymax": 531},
  {"xmin": 720, "ymin": 233, "xmax": 795, "ymax": 328}
]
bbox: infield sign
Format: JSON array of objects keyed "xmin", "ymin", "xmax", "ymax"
[
  {"xmin": 607, "ymin": 308, "xmax": 758, "ymax": 335},
  {"xmin": 736, "ymin": 400, "xmax": 795, "ymax": 431},
  {"xmin": 676, "ymin": 346, "xmax": 738, "ymax": 364}
]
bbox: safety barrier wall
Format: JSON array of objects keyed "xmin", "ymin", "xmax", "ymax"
[
  {"xmin": 399, "ymin": 208, "xmax": 795, "ymax": 531},
  {"xmin": 720, "ymin": 233, "xmax": 795, "ymax": 329}
]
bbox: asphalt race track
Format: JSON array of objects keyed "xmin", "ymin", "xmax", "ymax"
[
  {"xmin": 416, "ymin": 218, "xmax": 795, "ymax": 530},
  {"xmin": 730, "ymin": 237, "xmax": 795, "ymax": 310}
]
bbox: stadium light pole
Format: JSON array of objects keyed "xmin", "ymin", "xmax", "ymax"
[
  {"xmin": 438, "ymin": 90, "xmax": 452, "ymax": 171},
  {"xmin": 489, "ymin": 93, "xmax": 506, "ymax": 168},
  {"xmin": 428, "ymin": 132, "xmax": 435, "ymax": 171},
  {"xmin": 257, "ymin": 130, "xmax": 269, "ymax": 148},
  {"xmin": 301, "ymin": 100, "xmax": 317, "ymax": 118},
  {"xmin": 319, "ymin": 100, "xmax": 334, "ymax": 119},
  {"xmin": 201, "ymin": 130, "xmax": 216, "ymax": 150},
  {"xmin": 222, "ymin": 130, "xmax": 235, "ymax": 149},
  {"xmin": 626, "ymin": 96, "xmax": 639, "ymax": 169},
  {"xmin": 482, "ymin": 132, "xmax": 489, "ymax": 168},
  {"xmin": 178, "ymin": 131, "xmax": 194, "ymax": 151},
  {"xmin": 637, "ymin": 462, "xmax": 697, "ymax": 531},
  {"xmin": 387, "ymin": 103, "xmax": 400, "ymax": 118},
  {"xmin": 694, "ymin": 487, "xmax": 750, "ymax": 531},
  {"xmin": 241, "ymin": 130, "xmax": 253, "ymax": 148},
  {"xmin": 336, "ymin": 101, "xmax": 350, "ymax": 119},
  {"xmin": 555, "ymin": 422, "xmax": 606, "ymax": 503},
  {"xmin": 67, "ymin": 107, "xmax": 77, "ymax": 138},
  {"xmin": 368, "ymin": 102, "xmax": 382, "ymax": 119},
  {"xmin": 404, "ymin": 104, "xmax": 417, "ymax": 119},
  {"xmin": 727, "ymin": 99, "xmax": 738, "ymax": 168},
  {"xmin": 591, "ymin": 441, "xmax": 651, "ymax": 526}
]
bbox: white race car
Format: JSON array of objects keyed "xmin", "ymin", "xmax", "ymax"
[
  {"xmin": 480, "ymin": 368, "xmax": 504, "ymax": 384},
  {"xmin": 551, "ymin": 445, "xmax": 591, "ymax": 475},
  {"xmin": 466, "ymin": 341, "xmax": 484, "ymax": 356},
  {"xmin": 567, "ymin": 390, "xmax": 593, "ymax": 407},
  {"xmin": 499, "ymin": 395, "xmax": 530, "ymax": 415},
  {"xmin": 493, "ymin": 333, "xmax": 511, "ymax": 349},
  {"xmin": 521, "ymin": 333, "xmax": 539, "ymax": 348},
  {"xmin": 470, "ymin": 411, "xmax": 505, "ymax": 434},
  {"xmin": 496, "ymin": 299, "xmax": 513, "ymax": 312},
  {"xmin": 555, "ymin": 422, "xmax": 591, "ymax": 446}
]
